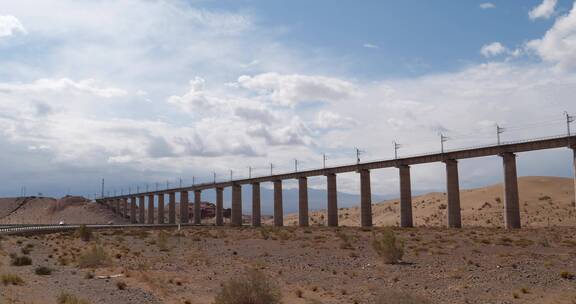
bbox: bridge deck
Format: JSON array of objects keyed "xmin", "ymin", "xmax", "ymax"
[{"xmin": 101, "ymin": 134, "xmax": 576, "ymax": 200}]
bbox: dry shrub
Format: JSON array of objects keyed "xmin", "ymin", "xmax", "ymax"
[
  {"xmin": 157, "ymin": 231, "xmax": 169, "ymax": 252},
  {"xmin": 77, "ymin": 225, "xmax": 92, "ymax": 242},
  {"xmin": 78, "ymin": 245, "xmax": 109, "ymax": 268},
  {"xmin": 372, "ymin": 228, "xmax": 404, "ymax": 264},
  {"xmin": 57, "ymin": 292, "xmax": 91, "ymax": 304},
  {"xmin": 214, "ymin": 269, "xmax": 282, "ymax": 304},
  {"xmin": 35, "ymin": 266, "xmax": 53, "ymax": 275},
  {"xmin": 11, "ymin": 255, "xmax": 32, "ymax": 266},
  {"xmin": 1, "ymin": 274, "xmax": 24, "ymax": 286},
  {"xmin": 375, "ymin": 290, "xmax": 429, "ymax": 304}
]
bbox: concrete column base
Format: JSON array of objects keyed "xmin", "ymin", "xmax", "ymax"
[
  {"xmin": 216, "ymin": 188, "xmax": 224, "ymax": 226},
  {"xmin": 444, "ymin": 159, "xmax": 462, "ymax": 228},
  {"xmin": 157, "ymin": 194, "xmax": 165, "ymax": 224},
  {"xmin": 168, "ymin": 192, "xmax": 176, "ymax": 224},
  {"xmin": 147, "ymin": 194, "xmax": 155, "ymax": 224},
  {"xmin": 130, "ymin": 197, "xmax": 137, "ymax": 224},
  {"xmin": 252, "ymin": 183, "xmax": 261, "ymax": 227},
  {"xmin": 501, "ymin": 152, "xmax": 521, "ymax": 229},
  {"xmin": 194, "ymin": 190, "xmax": 202, "ymax": 225},
  {"xmin": 139, "ymin": 196, "xmax": 145, "ymax": 224},
  {"xmin": 274, "ymin": 180, "xmax": 283, "ymax": 227},
  {"xmin": 359, "ymin": 169, "xmax": 372, "ymax": 227},
  {"xmin": 399, "ymin": 165, "xmax": 413, "ymax": 228},
  {"xmin": 326, "ymin": 173, "xmax": 338, "ymax": 227},
  {"xmin": 298, "ymin": 177, "xmax": 309, "ymax": 227},
  {"xmin": 231, "ymin": 184, "xmax": 242, "ymax": 226},
  {"xmin": 180, "ymin": 191, "xmax": 189, "ymax": 224}
]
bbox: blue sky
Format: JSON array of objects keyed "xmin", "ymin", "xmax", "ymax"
[
  {"xmin": 0, "ymin": 0, "xmax": 575, "ymax": 200},
  {"xmin": 194, "ymin": 0, "xmax": 560, "ymax": 78}
]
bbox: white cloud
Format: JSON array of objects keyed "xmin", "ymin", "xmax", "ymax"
[
  {"xmin": 0, "ymin": 78, "xmax": 127, "ymax": 98},
  {"xmin": 237, "ymin": 73, "xmax": 356, "ymax": 106},
  {"xmin": 0, "ymin": 15, "xmax": 26, "ymax": 38},
  {"xmin": 479, "ymin": 3, "xmax": 496, "ymax": 9},
  {"xmin": 480, "ymin": 42, "xmax": 508, "ymax": 57},
  {"xmin": 529, "ymin": 0, "xmax": 557, "ymax": 20},
  {"xmin": 314, "ymin": 111, "xmax": 357, "ymax": 130},
  {"xmin": 527, "ymin": 2, "xmax": 576, "ymax": 69},
  {"xmin": 363, "ymin": 43, "xmax": 378, "ymax": 49}
]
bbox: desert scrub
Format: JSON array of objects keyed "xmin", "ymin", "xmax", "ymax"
[
  {"xmin": 560, "ymin": 271, "xmax": 575, "ymax": 280},
  {"xmin": 1, "ymin": 274, "xmax": 24, "ymax": 286},
  {"xmin": 35, "ymin": 266, "xmax": 53, "ymax": 275},
  {"xmin": 57, "ymin": 292, "xmax": 91, "ymax": 304},
  {"xmin": 77, "ymin": 224, "xmax": 92, "ymax": 242},
  {"xmin": 78, "ymin": 245, "xmax": 109, "ymax": 268},
  {"xmin": 157, "ymin": 231, "xmax": 169, "ymax": 252},
  {"xmin": 375, "ymin": 290, "xmax": 429, "ymax": 304},
  {"xmin": 214, "ymin": 269, "xmax": 282, "ymax": 304},
  {"xmin": 372, "ymin": 228, "xmax": 404, "ymax": 264},
  {"xmin": 11, "ymin": 255, "xmax": 32, "ymax": 266}
]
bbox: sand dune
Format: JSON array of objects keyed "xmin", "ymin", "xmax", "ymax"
[
  {"xmin": 282, "ymin": 176, "xmax": 576, "ymax": 228},
  {"xmin": 0, "ymin": 196, "xmax": 128, "ymax": 225}
]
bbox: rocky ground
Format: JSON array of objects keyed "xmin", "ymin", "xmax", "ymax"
[{"xmin": 1, "ymin": 226, "xmax": 575, "ymax": 304}]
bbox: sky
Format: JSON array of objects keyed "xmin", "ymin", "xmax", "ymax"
[{"xmin": 0, "ymin": 0, "xmax": 575, "ymax": 201}]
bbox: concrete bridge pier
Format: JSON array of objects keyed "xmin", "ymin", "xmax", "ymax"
[
  {"xmin": 444, "ymin": 159, "xmax": 462, "ymax": 228},
  {"xmin": 298, "ymin": 177, "xmax": 309, "ymax": 227},
  {"xmin": 252, "ymin": 183, "xmax": 261, "ymax": 227},
  {"xmin": 572, "ymin": 145, "xmax": 576, "ymax": 206},
  {"xmin": 194, "ymin": 190, "xmax": 202, "ymax": 225},
  {"xmin": 216, "ymin": 187, "xmax": 224, "ymax": 226},
  {"xmin": 359, "ymin": 169, "xmax": 372, "ymax": 227},
  {"xmin": 274, "ymin": 180, "xmax": 283, "ymax": 226},
  {"xmin": 231, "ymin": 184, "xmax": 242, "ymax": 226},
  {"xmin": 139, "ymin": 195, "xmax": 145, "ymax": 223},
  {"xmin": 157, "ymin": 194, "xmax": 165, "ymax": 224},
  {"xmin": 147, "ymin": 194, "xmax": 155, "ymax": 224},
  {"xmin": 122, "ymin": 198, "xmax": 128, "ymax": 218},
  {"xmin": 180, "ymin": 191, "xmax": 189, "ymax": 224},
  {"xmin": 130, "ymin": 197, "xmax": 137, "ymax": 224},
  {"xmin": 326, "ymin": 173, "xmax": 338, "ymax": 227},
  {"xmin": 501, "ymin": 152, "xmax": 521, "ymax": 229},
  {"xmin": 168, "ymin": 192, "xmax": 176, "ymax": 224},
  {"xmin": 398, "ymin": 165, "xmax": 413, "ymax": 228}
]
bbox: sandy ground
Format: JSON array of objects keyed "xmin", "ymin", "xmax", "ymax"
[
  {"xmin": 0, "ymin": 196, "xmax": 129, "ymax": 225},
  {"xmin": 1, "ymin": 176, "xmax": 573, "ymax": 229},
  {"xmin": 1, "ymin": 226, "xmax": 575, "ymax": 304},
  {"xmin": 280, "ymin": 176, "xmax": 576, "ymax": 228}
]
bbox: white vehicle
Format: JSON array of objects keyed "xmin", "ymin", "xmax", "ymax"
[{"xmin": 59, "ymin": 221, "xmax": 65, "ymax": 226}]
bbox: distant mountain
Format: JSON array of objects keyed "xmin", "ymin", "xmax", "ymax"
[{"xmin": 196, "ymin": 187, "xmax": 387, "ymax": 216}]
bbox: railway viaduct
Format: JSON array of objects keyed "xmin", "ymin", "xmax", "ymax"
[{"xmin": 97, "ymin": 135, "xmax": 576, "ymax": 229}]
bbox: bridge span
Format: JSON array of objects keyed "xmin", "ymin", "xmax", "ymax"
[{"xmin": 97, "ymin": 135, "xmax": 576, "ymax": 229}]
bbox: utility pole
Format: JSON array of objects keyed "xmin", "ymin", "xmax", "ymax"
[
  {"xmin": 230, "ymin": 170, "xmax": 233, "ymax": 181},
  {"xmin": 294, "ymin": 159, "xmax": 298, "ymax": 172},
  {"xmin": 565, "ymin": 111, "xmax": 574, "ymax": 136},
  {"xmin": 155, "ymin": 182, "xmax": 159, "ymax": 191},
  {"xmin": 393, "ymin": 141, "xmax": 401, "ymax": 160},
  {"xmin": 128, "ymin": 186, "xmax": 131, "ymax": 195},
  {"xmin": 248, "ymin": 167, "xmax": 252, "ymax": 178},
  {"xmin": 101, "ymin": 178, "xmax": 105, "ymax": 199},
  {"xmin": 496, "ymin": 124, "xmax": 505, "ymax": 145},
  {"xmin": 213, "ymin": 172, "xmax": 216, "ymax": 183},
  {"xmin": 166, "ymin": 180, "xmax": 169, "ymax": 190},
  {"xmin": 179, "ymin": 178, "xmax": 182, "ymax": 188},
  {"xmin": 355, "ymin": 147, "xmax": 364, "ymax": 164},
  {"xmin": 322, "ymin": 153, "xmax": 327, "ymax": 168},
  {"xmin": 192, "ymin": 176, "xmax": 195, "ymax": 186},
  {"xmin": 270, "ymin": 163, "xmax": 273, "ymax": 175},
  {"xmin": 440, "ymin": 133, "xmax": 448, "ymax": 153}
]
